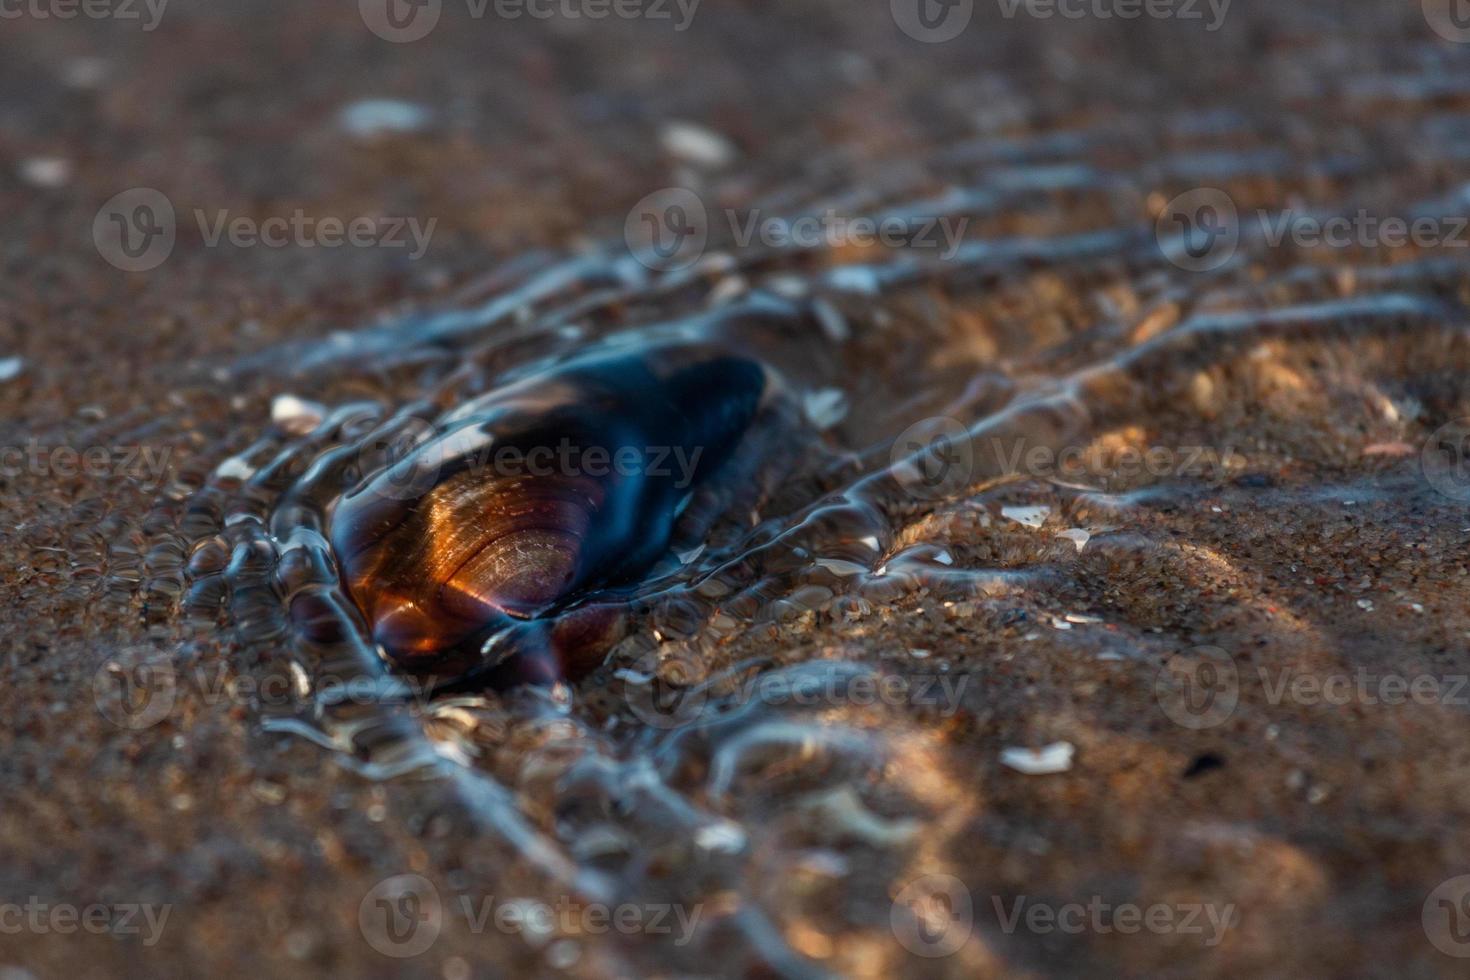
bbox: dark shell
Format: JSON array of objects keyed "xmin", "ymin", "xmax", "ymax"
[{"xmin": 330, "ymin": 339, "xmax": 773, "ymax": 680}]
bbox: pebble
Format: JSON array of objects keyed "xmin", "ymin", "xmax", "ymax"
[
  {"xmin": 339, "ymin": 99, "xmax": 431, "ymax": 137},
  {"xmin": 250, "ymin": 779, "xmax": 287, "ymax": 805},
  {"xmin": 660, "ymin": 121, "xmax": 736, "ymax": 167},
  {"xmin": 1001, "ymin": 742, "xmax": 1075, "ymax": 775},
  {"xmin": 826, "ymin": 265, "xmax": 882, "ymax": 295},
  {"xmin": 61, "ymin": 56, "xmax": 107, "ymax": 89},
  {"xmin": 1056, "ymin": 528, "xmax": 1090, "ymax": 552},
  {"xmin": 814, "ymin": 557, "xmax": 868, "ymax": 577},
  {"xmin": 284, "ymin": 929, "xmax": 317, "ymax": 960},
  {"xmin": 18, "ymin": 157, "xmax": 72, "ymax": 188},
  {"xmin": 1002, "ymin": 505, "xmax": 1051, "ymax": 528},
  {"xmin": 546, "ymin": 940, "xmax": 581, "ymax": 969},
  {"xmin": 270, "ymin": 394, "xmax": 325, "ymax": 432},
  {"xmin": 804, "ymin": 388, "xmax": 849, "ymax": 429},
  {"xmin": 695, "ymin": 821, "xmax": 747, "ymax": 853},
  {"xmin": 708, "ymin": 276, "xmax": 749, "ymax": 305},
  {"xmin": 214, "ymin": 457, "xmax": 255, "ymax": 480},
  {"xmin": 812, "ymin": 298, "xmax": 851, "ymax": 342}
]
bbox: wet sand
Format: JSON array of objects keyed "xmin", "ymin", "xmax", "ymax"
[{"xmin": 6, "ymin": 1, "xmax": 1470, "ymax": 977}]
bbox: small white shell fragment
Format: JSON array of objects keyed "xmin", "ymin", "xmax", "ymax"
[
  {"xmin": 1002, "ymin": 505, "xmax": 1051, "ymax": 528},
  {"xmin": 1056, "ymin": 528, "xmax": 1091, "ymax": 552},
  {"xmin": 804, "ymin": 388, "xmax": 849, "ymax": 430},
  {"xmin": 432, "ymin": 741, "xmax": 475, "ymax": 766},
  {"xmin": 339, "ymin": 99, "xmax": 430, "ymax": 137},
  {"xmin": 661, "ymin": 121, "xmax": 736, "ymax": 167},
  {"xmin": 1001, "ymin": 742, "xmax": 1075, "ymax": 775},
  {"xmin": 213, "ymin": 456, "xmax": 255, "ymax": 480},
  {"xmin": 766, "ymin": 275, "xmax": 809, "ymax": 299},
  {"xmin": 814, "ymin": 557, "xmax": 868, "ymax": 577},
  {"xmin": 811, "ymin": 298, "xmax": 851, "ymax": 342},
  {"xmin": 1064, "ymin": 612, "xmax": 1104, "ymax": 625},
  {"xmin": 798, "ymin": 785, "xmax": 919, "ymax": 846},
  {"xmin": 62, "ymin": 56, "xmax": 108, "ymax": 89},
  {"xmin": 19, "ymin": 157, "xmax": 71, "ymax": 188},
  {"xmin": 270, "ymin": 394, "xmax": 324, "ymax": 430},
  {"xmin": 708, "ymin": 275, "xmax": 749, "ymax": 305},
  {"xmin": 288, "ymin": 661, "xmax": 311, "ymax": 698},
  {"xmin": 695, "ymin": 821, "xmax": 747, "ymax": 853},
  {"xmin": 613, "ymin": 668, "xmax": 655, "ymax": 686},
  {"xmin": 826, "ymin": 265, "xmax": 882, "ymax": 295},
  {"xmin": 0, "ymin": 357, "xmax": 23, "ymax": 382}
]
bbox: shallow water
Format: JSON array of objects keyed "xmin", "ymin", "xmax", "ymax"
[
  {"xmin": 79, "ymin": 41, "xmax": 1470, "ymax": 973},
  {"xmin": 129, "ymin": 160, "xmax": 1470, "ymax": 975}
]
